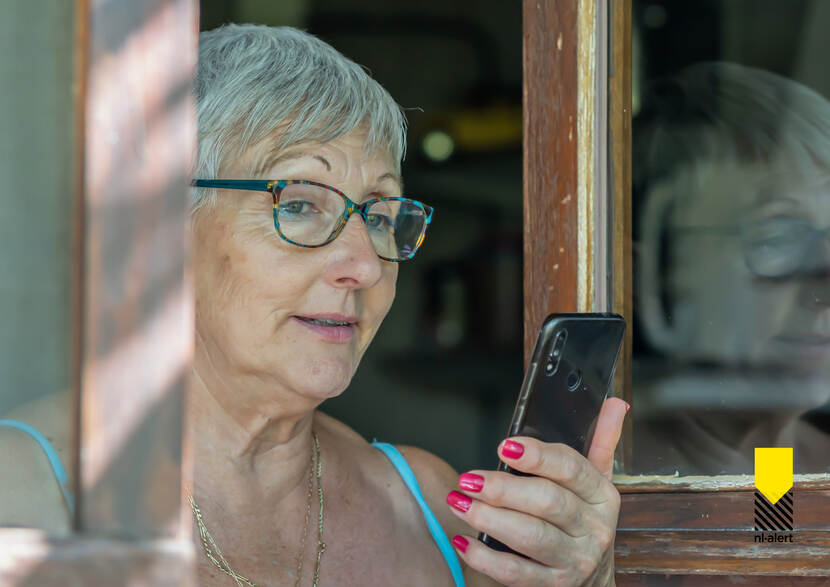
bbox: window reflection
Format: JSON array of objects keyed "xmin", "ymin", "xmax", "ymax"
[
  {"xmin": 0, "ymin": 0, "xmax": 76, "ymax": 533},
  {"xmin": 632, "ymin": 60, "xmax": 830, "ymax": 474}
]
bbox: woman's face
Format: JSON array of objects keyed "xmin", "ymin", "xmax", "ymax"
[
  {"xmin": 193, "ymin": 132, "xmax": 400, "ymax": 402},
  {"xmin": 666, "ymin": 161, "xmax": 830, "ymax": 374}
]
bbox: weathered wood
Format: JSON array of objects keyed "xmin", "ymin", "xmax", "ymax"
[
  {"xmin": 615, "ymin": 530, "xmax": 830, "ymax": 575},
  {"xmin": 617, "ymin": 575, "xmax": 830, "ymax": 586},
  {"xmin": 522, "ymin": 0, "xmax": 580, "ymax": 362},
  {"xmin": 615, "ymin": 474, "xmax": 830, "ymax": 494},
  {"xmin": 619, "ymin": 489, "xmax": 830, "ymax": 531},
  {"xmin": 79, "ymin": 0, "xmax": 196, "ymax": 537},
  {"xmin": 609, "ymin": 0, "xmax": 634, "ymax": 470}
]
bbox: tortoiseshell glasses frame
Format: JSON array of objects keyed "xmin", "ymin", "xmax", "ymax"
[{"xmin": 191, "ymin": 179, "xmax": 434, "ymax": 262}]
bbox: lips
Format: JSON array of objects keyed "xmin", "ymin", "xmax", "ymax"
[{"xmin": 292, "ymin": 313, "xmax": 358, "ymax": 343}]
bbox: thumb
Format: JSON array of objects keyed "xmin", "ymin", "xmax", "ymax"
[{"xmin": 587, "ymin": 397, "xmax": 629, "ymax": 479}]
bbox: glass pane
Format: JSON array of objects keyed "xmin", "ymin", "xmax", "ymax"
[
  {"xmin": 631, "ymin": 0, "xmax": 830, "ymax": 475},
  {"xmin": 0, "ymin": 2, "xmax": 77, "ymax": 534}
]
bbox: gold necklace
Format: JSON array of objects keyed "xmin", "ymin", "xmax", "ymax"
[{"xmin": 189, "ymin": 431, "xmax": 326, "ymax": 586}]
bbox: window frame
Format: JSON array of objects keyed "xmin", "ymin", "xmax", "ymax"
[{"xmin": 522, "ymin": 0, "xmax": 830, "ymax": 580}]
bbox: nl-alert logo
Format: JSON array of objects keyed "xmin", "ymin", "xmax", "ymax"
[{"xmin": 754, "ymin": 448, "xmax": 794, "ymax": 543}]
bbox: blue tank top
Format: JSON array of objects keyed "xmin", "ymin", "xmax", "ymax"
[
  {"xmin": 372, "ymin": 442, "xmax": 465, "ymax": 587},
  {"xmin": 0, "ymin": 421, "xmax": 464, "ymax": 586}
]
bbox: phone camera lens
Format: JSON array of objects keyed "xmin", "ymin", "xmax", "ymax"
[
  {"xmin": 567, "ymin": 369, "xmax": 582, "ymax": 391},
  {"xmin": 552, "ymin": 348, "xmax": 560, "ymax": 358},
  {"xmin": 545, "ymin": 362, "xmax": 554, "ymax": 374}
]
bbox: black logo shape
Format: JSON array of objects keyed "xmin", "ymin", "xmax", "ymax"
[{"xmin": 754, "ymin": 490, "xmax": 793, "ymax": 532}]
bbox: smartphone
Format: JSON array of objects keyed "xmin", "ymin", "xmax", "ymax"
[{"xmin": 478, "ymin": 312, "xmax": 626, "ymax": 554}]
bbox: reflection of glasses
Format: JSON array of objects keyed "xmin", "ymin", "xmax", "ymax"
[
  {"xmin": 674, "ymin": 218, "xmax": 830, "ymax": 278},
  {"xmin": 191, "ymin": 179, "xmax": 433, "ymax": 262}
]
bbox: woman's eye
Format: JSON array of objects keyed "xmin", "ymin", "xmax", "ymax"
[
  {"xmin": 366, "ymin": 213, "xmax": 393, "ymax": 230},
  {"xmin": 280, "ymin": 200, "xmax": 316, "ymax": 216}
]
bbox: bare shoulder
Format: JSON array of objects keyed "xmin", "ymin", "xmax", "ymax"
[
  {"xmin": 0, "ymin": 391, "xmax": 72, "ymax": 534},
  {"xmin": 396, "ymin": 445, "xmax": 476, "ymax": 541},
  {"xmin": 396, "ymin": 445, "xmax": 458, "ymax": 492}
]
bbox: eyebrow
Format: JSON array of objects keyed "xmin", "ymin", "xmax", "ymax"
[
  {"xmin": 254, "ymin": 150, "xmax": 330, "ymax": 176},
  {"xmin": 753, "ymin": 185, "xmax": 802, "ymax": 208},
  {"xmin": 254, "ymin": 149, "xmax": 404, "ymax": 191}
]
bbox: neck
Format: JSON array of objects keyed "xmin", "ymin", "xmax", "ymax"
[{"xmin": 184, "ymin": 340, "xmax": 321, "ymax": 510}]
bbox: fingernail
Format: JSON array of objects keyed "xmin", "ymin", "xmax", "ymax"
[
  {"xmin": 624, "ymin": 401, "xmax": 631, "ymax": 414},
  {"xmin": 452, "ymin": 535, "xmax": 469, "ymax": 553},
  {"xmin": 446, "ymin": 490, "xmax": 472, "ymax": 513},
  {"xmin": 501, "ymin": 439, "xmax": 525, "ymax": 459},
  {"xmin": 458, "ymin": 473, "xmax": 484, "ymax": 492}
]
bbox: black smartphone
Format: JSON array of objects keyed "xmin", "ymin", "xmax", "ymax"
[{"xmin": 478, "ymin": 312, "xmax": 626, "ymax": 554}]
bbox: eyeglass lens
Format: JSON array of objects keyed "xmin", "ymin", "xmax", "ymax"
[
  {"xmin": 275, "ymin": 183, "xmax": 427, "ymax": 260},
  {"xmin": 743, "ymin": 219, "xmax": 830, "ymax": 277}
]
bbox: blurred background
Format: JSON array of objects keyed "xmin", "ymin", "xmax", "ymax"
[{"xmin": 201, "ymin": 0, "xmax": 524, "ymax": 472}]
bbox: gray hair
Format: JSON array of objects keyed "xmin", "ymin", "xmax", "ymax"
[
  {"xmin": 634, "ymin": 62, "xmax": 830, "ymax": 197},
  {"xmin": 193, "ymin": 24, "xmax": 408, "ymax": 210}
]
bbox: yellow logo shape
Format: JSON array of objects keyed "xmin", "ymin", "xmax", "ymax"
[{"xmin": 755, "ymin": 448, "xmax": 793, "ymax": 505}]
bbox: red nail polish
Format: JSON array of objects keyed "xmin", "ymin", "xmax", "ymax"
[
  {"xmin": 501, "ymin": 439, "xmax": 524, "ymax": 459},
  {"xmin": 624, "ymin": 401, "xmax": 631, "ymax": 414},
  {"xmin": 458, "ymin": 473, "xmax": 484, "ymax": 492},
  {"xmin": 452, "ymin": 535, "xmax": 469, "ymax": 553},
  {"xmin": 446, "ymin": 490, "xmax": 472, "ymax": 513}
]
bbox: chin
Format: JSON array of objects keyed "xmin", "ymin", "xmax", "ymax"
[{"xmin": 290, "ymin": 364, "xmax": 355, "ymax": 401}]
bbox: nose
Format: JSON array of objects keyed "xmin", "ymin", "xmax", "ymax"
[
  {"xmin": 797, "ymin": 270, "xmax": 830, "ymax": 309},
  {"xmin": 322, "ymin": 214, "xmax": 384, "ymax": 289}
]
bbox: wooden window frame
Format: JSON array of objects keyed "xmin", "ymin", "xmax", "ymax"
[
  {"xmin": 523, "ymin": 0, "xmax": 830, "ymax": 583},
  {"xmin": 0, "ymin": 0, "xmax": 197, "ymax": 583}
]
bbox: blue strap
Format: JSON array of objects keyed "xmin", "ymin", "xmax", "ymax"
[
  {"xmin": 372, "ymin": 442, "xmax": 465, "ymax": 587},
  {"xmin": 0, "ymin": 419, "xmax": 74, "ymax": 515}
]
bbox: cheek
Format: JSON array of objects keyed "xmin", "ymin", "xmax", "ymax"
[
  {"xmin": 195, "ymin": 229, "xmax": 284, "ymax": 329},
  {"xmin": 372, "ymin": 267, "xmax": 397, "ymax": 319},
  {"xmin": 751, "ymin": 282, "xmax": 800, "ymax": 328}
]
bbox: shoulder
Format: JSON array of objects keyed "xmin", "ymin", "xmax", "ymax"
[
  {"xmin": 395, "ymin": 445, "xmax": 476, "ymax": 542},
  {"xmin": 396, "ymin": 445, "xmax": 459, "ymax": 493}
]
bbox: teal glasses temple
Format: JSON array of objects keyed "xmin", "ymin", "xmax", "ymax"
[{"xmin": 191, "ymin": 179, "xmax": 434, "ymax": 262}]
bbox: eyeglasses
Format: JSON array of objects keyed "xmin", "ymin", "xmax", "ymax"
[
  {"xmin": 191, "ymin": 179, "xmax": 433, "ymax": 262},
  {"xmin": 673, "ymin": 218, "xmax": 830, "ymax": 279}
]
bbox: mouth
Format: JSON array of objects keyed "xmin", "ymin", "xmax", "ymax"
[{"xmin": 292, "ymin": 313, "xmax": 358, "ymax": 343}]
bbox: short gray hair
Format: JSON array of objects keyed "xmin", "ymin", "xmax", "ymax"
[
  {"xmin": 193, "ymin": 24, "xmax": 408, "ymax": 210},
  {"xmin": 634, "ymin": 62, "xmax": 830, "ymax": 197}
]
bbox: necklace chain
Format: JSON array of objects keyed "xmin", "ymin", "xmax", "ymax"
[{"xmin": 189, "ymin": 430, "xmax": 325, "ymax": 586}]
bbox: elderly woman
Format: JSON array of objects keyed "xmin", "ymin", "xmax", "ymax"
[{"xmin": 0, "ymin": 24, "xmax": 627, "ymax": 586}]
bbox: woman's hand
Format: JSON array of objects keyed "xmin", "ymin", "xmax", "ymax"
[{"xmin": 448, "ymin": 397, "xmax": 629, "ymax": 587}]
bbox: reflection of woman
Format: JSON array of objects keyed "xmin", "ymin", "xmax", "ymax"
[
  {"xmin": 633, "ymin": 62, "xmax": 830, "ymax": 474},
  {"xmin": 1, "ymin": 25, "xmax": 628, "ymax": 585}
]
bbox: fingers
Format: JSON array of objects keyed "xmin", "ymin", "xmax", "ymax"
[
  {"xmin": 451, "ymin": 534, "xmax": 550, "ymax": 587},
  {"xmin": 447, "ymin": 489, "xmax": 576, "ymax": 567},
  {"xmin": 587, "ymin": 397, "xmax": 629, "ymax": 479},
  {"xmin": 497, "ymin": 437, "xmax": 616, "ymax": 506},
  {"xmin": 455, "ymin": 470, "xmax": 596, "ymax": 538},
  {"xmin": 451, "ymin": 533, "xmax": 593, "ymax": 587}
]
